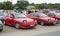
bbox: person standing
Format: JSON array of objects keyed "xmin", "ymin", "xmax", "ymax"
[
  {"xmin": 4, "ymin": 10, "xmax": 8, "ymax": 16},
  {"xmin": 21, "ymin": 9, "xmax": 27, "ymax": 15}
]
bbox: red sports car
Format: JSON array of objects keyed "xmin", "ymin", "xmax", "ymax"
[
  {"xmin": 47, "ymin": 12, "xmax": 60, "ymax": 23},
  {"xmin": 27, "ymin": 13, "xmax": 57, "ymax": 25},
  {"xmin": 47, "ymin": 12, "xmax": 57, "ymax": 19},
  {"xmin": 4, "ymin": 13, "xmax": 37, "ymax": 29}
]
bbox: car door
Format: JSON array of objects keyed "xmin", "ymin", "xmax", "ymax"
[
  {"xmin": 5, "ymin": 14, "xmax": 11, "ymax": 25},
  {"xmin": 9, "ymin": 14, "xmax": 15, "ymax": 26},
  {"xmin": 30, "ymin": 13, "xmax": 40, "ymax": 22}
]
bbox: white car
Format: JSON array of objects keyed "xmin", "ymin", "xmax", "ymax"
[{"xmin": 0, "ymin": 20, "xmax": 3, "ymax": 31}]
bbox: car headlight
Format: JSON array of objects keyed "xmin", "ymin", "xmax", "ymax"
[
  {"xmin": 48, "ymin": 19, "xmax": 51, "ymax": 21},
  {"xmin": 23, "ymin": 20, "xmax": 27, "ymax": 24}
]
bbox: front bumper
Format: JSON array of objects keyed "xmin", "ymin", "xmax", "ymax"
[
  {"xmin": 44, "ymin": 20, "xmax": 57, "ymax": 24},
  {"xmin": 20, "ymin": 22, "xmax": 37, "ymax": 28}
]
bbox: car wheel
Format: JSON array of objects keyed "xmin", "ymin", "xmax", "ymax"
[
  {"xmin": 39, "ymin": 21, "xmax": 45, "ymax": 25},
  {"xmin": 0, "ymin": 29, "xmax": 3, "ymax": 31},
  {"xmin": 15, "ymin": 23, "xmax": 20, "ymax": 29},
  {"xmin": 0, "ymin": 27, "xmax": 3, "ymax": 31},
  {"xmin": 57, "ymin": 20, "xmax": 60, "ymax": 24}
]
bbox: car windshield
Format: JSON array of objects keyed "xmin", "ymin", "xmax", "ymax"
[
  {"xmin": 39, "ymin": 14, "xmax": 48, "ymax": 18},
  {"xmin": 48, "ymin": 13, "xmax": 56, "ymax": 16},
  {"xmin": 56, "ymin": 13, "xmax": 60, "ymax": 16},
  {"xmin": 30, "ymin": 13, "xmax": 39, "ymax": 17},
  {"xmin": 14, "ymin": 14, "xmax": 27, "ymax": 18}
]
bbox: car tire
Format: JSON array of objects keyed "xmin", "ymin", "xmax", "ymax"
[
  {"xmin": 0, "ymin": 29, "xmax": 3, "ymax": 31},
  {"xmin": 0, "ymin": 27, "xmax": 3, "ymax": 31},
  {"xmin": 39, "ymin": 21, "xmax": 45, "ymax": 25},
  {"xmin": 15, "ymin": 23, "xmax": 20, "ymax": 29}
]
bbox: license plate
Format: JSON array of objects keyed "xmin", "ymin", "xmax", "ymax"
[{"xmin": 53, "ymin": 22, "xmax": 56, "ymax": 24}]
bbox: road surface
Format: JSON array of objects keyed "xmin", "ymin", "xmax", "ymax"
[{"xmin": 0, "ymin": 24, "xmax": 60, "ymax": 36}]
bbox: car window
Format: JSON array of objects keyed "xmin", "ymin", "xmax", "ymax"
[
  {"xmin": 39, "ymin": 14, "xmax": 48, "ymax": 18},
  {"xmin": 48, "ymin": 13, "xmax": 56, "ymax": 16},
  {"xmin": 30, "ymin": 13, "xmax": 39, "ymax": 17},
  {"xmin": 56, "ymin": 13, "xmax": 60, "ymax": 16},
  {"xmin": 14, "ymin": 14, "xmax": 27, "ymax": 18}
]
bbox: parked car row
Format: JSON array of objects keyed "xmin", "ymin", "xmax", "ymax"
[{"xmin": 0, "ymin": 11, "xmax": 60, "ymax": 32}]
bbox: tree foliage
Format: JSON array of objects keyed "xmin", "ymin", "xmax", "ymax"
[
  {"xmin": 0, "ymin": 3, "xmax": 4, "ymax": 9},
  {"xmin": 3, "ymin": 1, "xmax": 13, "ymax": 10},
  {"xmin": 0, "ymin": 1, "xmax": 60, "ymax": 10},
  {"xmin": 0, "ymin": 1, "xmax": 13, "ymax": 10},
  {"xmin": 35, "ymin": 3, "xmax": 60, "ymax": 9},
  {"xmin": 15, "ymin": 1, "xmax": 29, "ymax": 10}
]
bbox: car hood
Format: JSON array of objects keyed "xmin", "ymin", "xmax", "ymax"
[{"xmin": 15, "ymin": 18, "xmax": 34, "ymax": 22}]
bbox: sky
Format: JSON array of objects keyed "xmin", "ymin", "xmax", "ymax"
[{"xmin": 0, "ymin": 0, "xmax": 60, "ymax": 4}]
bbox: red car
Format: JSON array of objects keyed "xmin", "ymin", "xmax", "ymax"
[
  {"xmin": 27, "ymin": 13, "xmax": 57, "ymax": 25},
  {"xmin": 47, "ymin": 12, "xmax": 57, "ymax": 19},
  {"xmin": 47, "ymin": 12, "xmax": 60, "ymax": 23},
  {"xmin": 4, "ymin": 13, "xmax": 37, "ymax": 29}
]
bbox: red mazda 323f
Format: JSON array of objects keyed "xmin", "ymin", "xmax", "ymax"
[
  {"xmin": 27, "ymin": 13, "xmax": 57, "ymax": 25},
  {"xmin": 4, "ymin": 13, "xmax": 37, "ymax": 29}
]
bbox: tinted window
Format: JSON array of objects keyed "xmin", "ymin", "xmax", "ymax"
[
  {"xmin": 39, "ymin": 14, "xmax": 48, "ymax": 18},
  {"xmin": 48, "ymin": 13, "xmax": 56, "ymax": 16},
  {"xmin": 14, "ymin": 14, "xmax": 27, "ymax": 18},
  {"xmin": 30, "ymin": 13, "xmax": 39, "ymax": 17}
]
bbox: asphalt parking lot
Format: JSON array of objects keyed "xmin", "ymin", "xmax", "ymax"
[
  {"xmin": 0, "ymin": 24, "xmax": 60, "ymax": 36},
  {"xmin": 35, "ymin": 31, "xmax": 60, "ymax": 36}
]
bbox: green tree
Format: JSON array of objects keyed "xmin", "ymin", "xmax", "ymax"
[
  {"xmin": 0, "ymin": 2, "xmax": 4, "ymax": 9},
  {"xmin": 15, "ymin": 1, "xmax": 29, "ymax": 10},
  {"xmin": 3, "ymin": 1, "xmax": 13, "ymax": 10}
]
